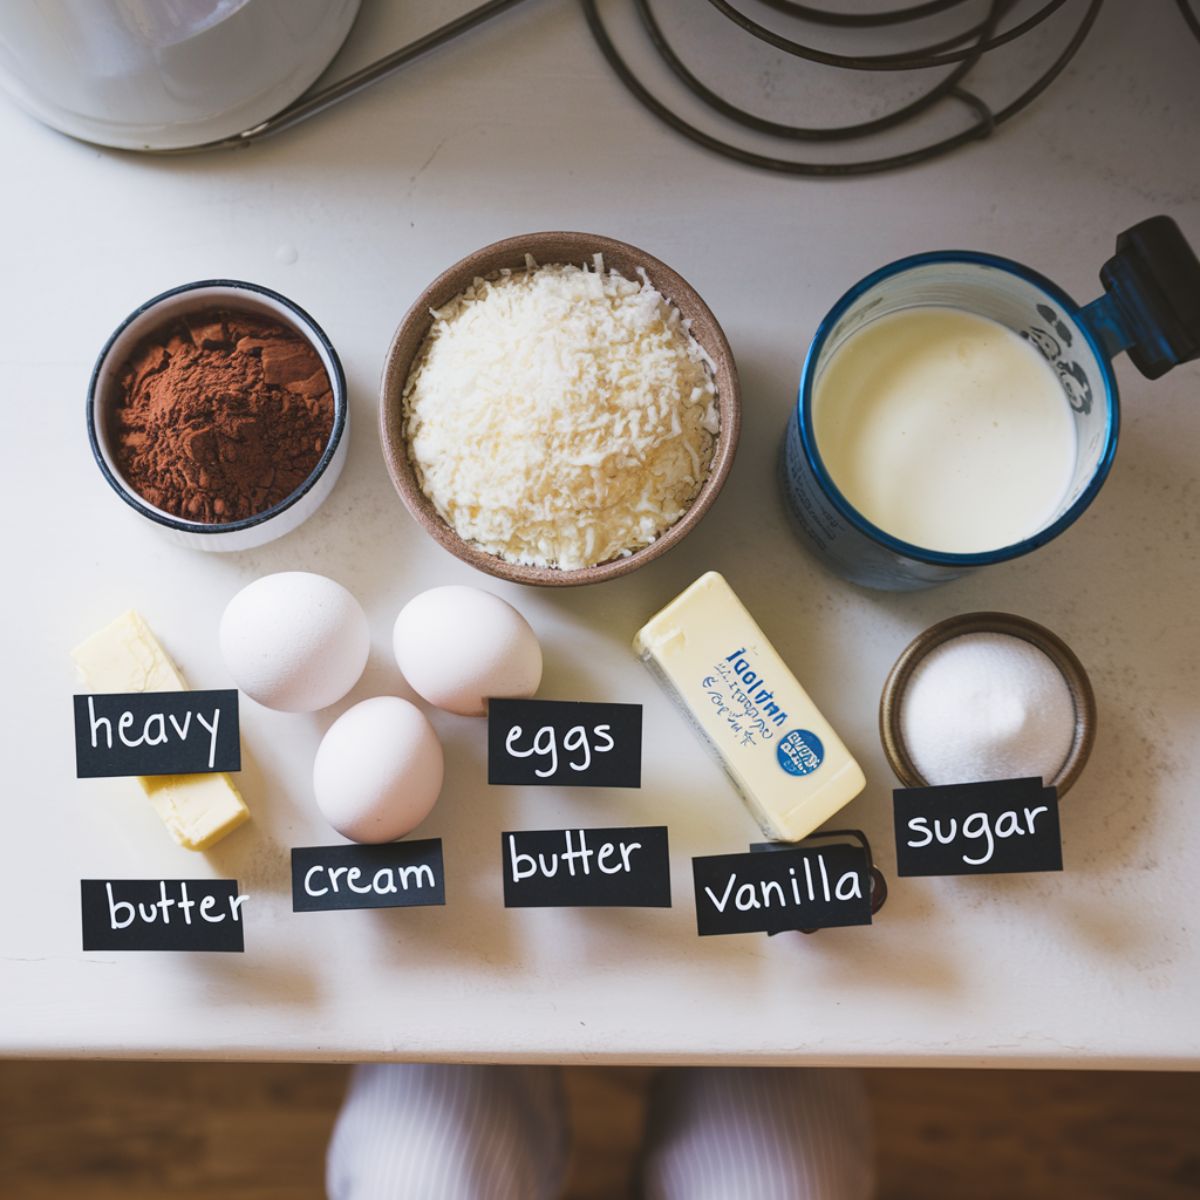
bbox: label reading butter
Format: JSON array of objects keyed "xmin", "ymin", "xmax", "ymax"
[
  {"xmin": 634, "ymin": 572, "xmax": 865, "ymax": 843},
  {"xmin": 81, "ymin": 879, "xmax": 245, "ymax": 952},
  {"xmin": 502, "ymin": 827, "xmax": 671, "ymax": 908}
]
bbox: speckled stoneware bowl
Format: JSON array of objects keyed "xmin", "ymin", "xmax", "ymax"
[
  {"xmin": 379, "ymin": 231, "xmax": 741, "ymax": 587},
  {"xmin": 879, "ymin": 611, "xmax": 1097, "ymax": 797}
]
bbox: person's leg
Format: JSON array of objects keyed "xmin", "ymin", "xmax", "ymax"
[
  {"xmin": 639, "ymin": 1067, "xmax": 874, "ymax": 1200},
  {"xmin": 327, "ymin": 1063, "xmax": 569, "ymax": 1200}
]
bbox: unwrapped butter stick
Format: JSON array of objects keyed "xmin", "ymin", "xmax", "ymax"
[
  {"xmin": 72, "ymin": 610, "xmax": 249, "ymax": 851},
  {"xmin": 634, "ymin": 572, "xmax": 865, "ymax": 842}
]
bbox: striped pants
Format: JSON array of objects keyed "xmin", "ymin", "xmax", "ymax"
[{"xmin": 327, "ymin": 1064, "xmax": 874, "ymax": 1199}]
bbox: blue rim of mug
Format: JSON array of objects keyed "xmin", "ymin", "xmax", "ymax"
[
  {"xmin": 86, "ymin": 278, "xmax": 348, "ymax": 535},
  {"xmin": 796, "ymin": 249, "xmax": 1120, "ymax": 569}
]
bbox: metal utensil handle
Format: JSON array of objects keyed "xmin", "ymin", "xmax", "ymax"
[{"xmin": 155, "ymin": 0, "xmax": 531, "ymax": 155}]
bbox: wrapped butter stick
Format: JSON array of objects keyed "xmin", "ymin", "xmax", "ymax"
[
  {"xmin": 72, "ymin": 611, "xmax": 249, "ymax": 851},
  {"xmin": 634, "ymin": 572, "xmax": 865, "ymax": 842}
]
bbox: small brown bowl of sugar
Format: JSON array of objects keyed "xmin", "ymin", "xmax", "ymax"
[{"xmin": 380, "ymin": 231, "xmax": 741, "ymax": 586}]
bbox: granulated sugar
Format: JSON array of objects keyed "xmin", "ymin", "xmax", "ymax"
[{"xmin": 900, "ymin": 632, "xmax": 1076, "ymax": 786}]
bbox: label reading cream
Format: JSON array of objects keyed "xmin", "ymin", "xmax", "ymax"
[{"xmin": 292, "ymin": 841, "xmax": 446, "ymax": 912}]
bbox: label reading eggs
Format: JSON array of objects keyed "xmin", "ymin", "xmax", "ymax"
[{"xmin": 488, "ymin": 699, "xmax": 642, "ymax": 788}]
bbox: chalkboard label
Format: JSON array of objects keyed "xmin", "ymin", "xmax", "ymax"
[
  {"xmin": 81, "ymin": 879, "xmax": 245, "ymax": 951},
  {"xmin": 292, "ymin": 840, "xmax": 445, "ymax": 912},
  {"xmin": 749, "ymin": 840, "xmax": 875, "ymax": 935},
  {"xmin": 692, "ymin": 844, "xmax": 872, "ymax": 936},
  {"xmin": 502, "ymin": 826, "xmax": 670, "ymax": 907},
  {"xmin": 74, "ymin": 690, "xmax": 240, "ymax": 778},
  {"xmin": 893, "ymin": 778, "xmax": 1063, "ymax": 877},
  {"xmin": 488, "ymin": 699, "xmax": 642, "ymax": 788}
]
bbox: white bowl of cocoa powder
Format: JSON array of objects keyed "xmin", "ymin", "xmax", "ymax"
[{"xmin": 87, "ymin": 279, "xmax": 348, "ymax": 552}]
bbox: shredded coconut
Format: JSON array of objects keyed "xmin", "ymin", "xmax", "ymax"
[{"xmin": 402, "ymin": 256, "xmax": 720, "ymax": 570}]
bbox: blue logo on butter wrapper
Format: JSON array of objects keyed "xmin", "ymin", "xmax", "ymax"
[{"xmin": 777, "ymin": 730, "xmax": 824, "ymax": 777}]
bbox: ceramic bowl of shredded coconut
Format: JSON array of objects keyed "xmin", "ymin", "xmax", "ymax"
[{"xmin": 380, "ymin": 232, "xmax": 741, "ymax": 585}]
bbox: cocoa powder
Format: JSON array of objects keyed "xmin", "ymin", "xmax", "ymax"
[{"xmin": 114, "ymin": 308, "xmax": 334, "ymax": 523}]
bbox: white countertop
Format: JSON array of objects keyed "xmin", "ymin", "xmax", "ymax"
[{"xmin": 3, "ymin": 1, "xmax": 1198, "ymax": 1067}]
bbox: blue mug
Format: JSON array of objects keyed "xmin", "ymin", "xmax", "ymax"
[{"xmin": 780, "ymin": 217, "xmax": 1200, "ymax": 590}]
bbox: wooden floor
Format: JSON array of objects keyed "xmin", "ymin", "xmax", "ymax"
[{"xmin": 2, "ymin": 1062, "xmax": 1198, "ymax": 1198}]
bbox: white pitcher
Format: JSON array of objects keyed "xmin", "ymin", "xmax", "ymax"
[{"xmin": 0, "ymin": 0, "xmax": 360, "ymax": 150}]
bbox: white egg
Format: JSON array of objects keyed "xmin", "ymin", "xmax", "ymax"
[
  {"xmin": 393, "ymin": 585, "xmax": 542, "ymax": 717},
  {"xmin": 219, "ymin": 572, "xmax": 369, "ymax": 713},
  {"xmin": 313, "ymin": 696, "xmax": 444, "ymax": 843}
]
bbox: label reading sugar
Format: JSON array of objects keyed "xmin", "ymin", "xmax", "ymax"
[
  {"xmin": 692, "ymin": 844, "xmax": 871, "ymax": 936},
  {"xmin": 74, "ymin": 690, "xmax": 240, "ymax": 778},
  {"xmin": 81, "ymin": 879, "xmax": 245, "ymax": 951},
  {"xmin": 291, "ymin": 841, "xmax": 445, "ymax": 912},
  {"xmin": 502, "ymin": 827, "xmax": 670, "ymax": 907},
  {"xmin": 893, "ymin": 778, "xmax": 1062, "ymax": 877},
  {"xmin": 488, "ymin": 699, "xmax": 642, "ymax": 788}
]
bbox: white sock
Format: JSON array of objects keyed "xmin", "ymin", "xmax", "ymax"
[
  {"xmin": 639, "ymin": 1067, "xmax": 875, "ymax": 1200},
  {"xmin": 326, "ymin": 1063, "xmax": 569, "ymax": 1200}
]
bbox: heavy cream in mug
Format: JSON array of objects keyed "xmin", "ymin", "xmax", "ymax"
[{"xmin": 813, "ymin": 306, "xmax": 1076, "ymax": 555}]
